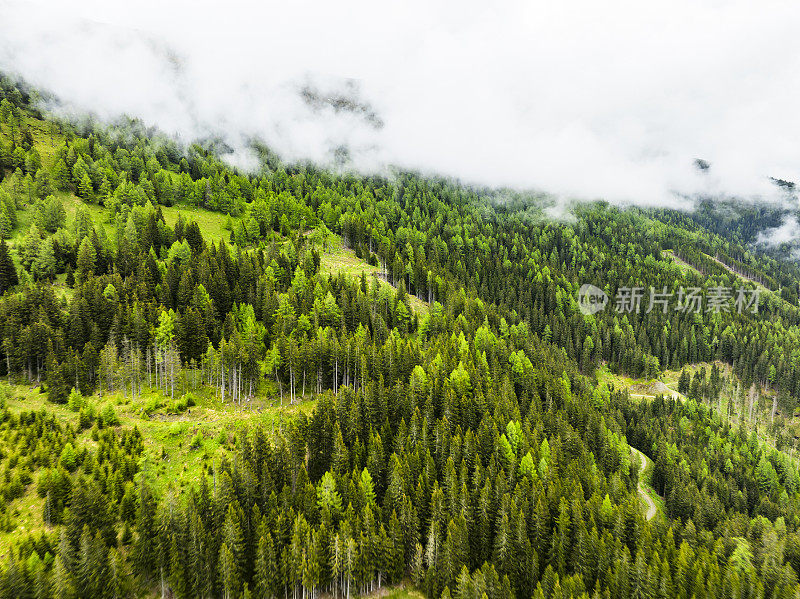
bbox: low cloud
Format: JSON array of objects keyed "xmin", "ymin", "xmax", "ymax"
[
  {"xmin": 2, "ymin": 0, "xmax": 800, "ymax": 210},
  {"xmin": 757, "ymin": 216, "xmax": 800, "ymax": 257}
]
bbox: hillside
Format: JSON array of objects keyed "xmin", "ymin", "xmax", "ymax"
[{"xmin": 2, "ymin": 73, "xmax": 800, "ymax": 599}]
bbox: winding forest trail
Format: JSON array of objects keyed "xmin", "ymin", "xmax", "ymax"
[{"xmin": 631, "ymin": 447, "xmax": 658, "ymax": 520}]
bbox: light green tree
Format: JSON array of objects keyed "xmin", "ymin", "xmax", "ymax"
[
  {"xmin": 76, "ymin": 237, "xmax": 96, "ymax": 283},
  {"xmin": 33, "ymin": 237, "xmax": 56, "ymax": 280}
]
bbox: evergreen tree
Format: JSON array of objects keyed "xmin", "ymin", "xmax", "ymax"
[
  {"xmin": 76, "ymin": 237, "xmax": 96, "ymax": 283},
  {"xmin": 0, "ymin": 239, "xmax": 17, "ymax": 293}
]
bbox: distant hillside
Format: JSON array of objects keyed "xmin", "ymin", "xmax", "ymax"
[{"xmin": 2, "ymin": 71, "xmax": 800, "ymax": 599}]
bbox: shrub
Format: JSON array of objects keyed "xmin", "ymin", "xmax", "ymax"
[
  {"xmin": 216, "ymin": 429, "xmax": 228, "ymax": 446},
  {"xmin": 36, "ymin": 469, "xmax": 52, "ymax": 497},
  {"xmin": 168, "ymin": 422, "xmax": 189, "ymax": 437},
  {"xmin": 189, "ymin": 432, "xmax": 203, "ymax": 450},
  {"xmin": 100, "ymin": 403, "xmax": 120, "ymax": 426},
  {"xmin": 59, "ymin": 443, "xmax": 77, "ymax": 471},
  {"xmin": 144, "ymin": 397, "xmax": 163, "ymax": 416},
  {"xmin": 67, "ymin": 388, "xmax": 85, "ymax": 412},
  {"xmin": 167, "ymin": 393, "xmax": 197, "ymax": 415},
  {"xmin": 79, "ymin": 405, "xmax": 96, "ymax": 430},
  {"xmin": 5, "ymin": 474, "xmax": 24, "ymax": 501}
]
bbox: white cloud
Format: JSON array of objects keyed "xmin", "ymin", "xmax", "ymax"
[
  {"xmin": 756, "ymin": 216, "xmax": 800, "ymax": 255},
  {"xmin": 2, "ymin": 0, "xmax": 800, "ymax": 209}
]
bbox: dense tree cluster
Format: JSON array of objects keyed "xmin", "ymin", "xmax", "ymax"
[
  {"xmin": 2, "ymin": 72, "xmax": 800, "ymax": 598},
  {"xmin": 4, "ymin": 74, "xmax": 800, "ymax": 405}
]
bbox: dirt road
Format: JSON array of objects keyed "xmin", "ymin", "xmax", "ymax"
[{"xmin": 631, "ymin": 447, "xmax": 657, "ymax": 520}]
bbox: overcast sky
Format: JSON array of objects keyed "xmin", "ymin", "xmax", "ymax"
[{"xmin": 2, "ymin": 0, "xmax": 800, "ymax": 212}]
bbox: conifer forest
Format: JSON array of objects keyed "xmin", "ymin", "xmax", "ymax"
[{"xmin": 1, "ymin": 61, "xmax": 800, "ymax": 599}]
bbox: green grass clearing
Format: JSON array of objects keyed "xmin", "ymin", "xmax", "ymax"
[
  {"xmin": 319, "ymin": 237, "xmax": 429, "ymax": 315},
  {"xmin": 374, "ymin": 585, "xmax": 425, "ymax": 599},
  {"xmin": 161, "ymin": 204, "xmax": 241, "ymax": 246},
  {"xmin": 0, "ymin": 378, "xmax": 318, "ymax": 550}
]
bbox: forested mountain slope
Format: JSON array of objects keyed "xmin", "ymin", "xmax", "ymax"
[{"xmin": 1, "ymin": 73, "xmax": 800, "ymax": 599}]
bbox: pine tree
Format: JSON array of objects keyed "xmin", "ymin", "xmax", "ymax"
[
  {"xmin": 132, "ymin": 481, "xmax": 158, "ymax": 581},
  {"xmin": 0, "ymin": 210, "xmax": 11, "ymax": 240},
  {"xmin": 169, "ymin": 534, "xmax": 188, "ymax": 599},
  {"xmin": 52, "ymin": 159, "xmax": 70, "ymax": 190},
  {"xmin": 0, "ymin": 239, "xmax": 17, "ymax": 294},
  {"xmin": 108, "ymin": 548, "xmax": 131, "ymax": 599},
  {"xmin": 219, "ymin": 543, "xmax": 240, "ymax": 599},
  {"xmin": 50, "ymin": 555, "xmax": 75, "ymax": 599},
  {"xmin": 47, "ymin": 364, "xmax": 69, "ymax": 404},
  {"xmin": 255, "ymin": 534, "xmax": 276, "ymax": 598},
  {"xmin": 33, "ymin": 236, "xmax": 56, "ymax": 280},
  {"xmin": 549, "ymin": 498, "xmax": 571, "ymax": 578},
  {"xmin": 76, "ymin": 237, "xmax": 96, "ymax": 283},
  {"xmin": 78, "ymin": 173, "xmax": 94, "ymax": 200}
]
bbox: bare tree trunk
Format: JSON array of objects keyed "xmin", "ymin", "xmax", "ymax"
[
  {"xmin": 289, "ymin": 363, "xmax": 295, "ymax": 405},
  {"xmin": 170, "ymin": 347, "xmax": 175, "ymax": 400},
  {"xmin": 275, "ymin": 365, "xmax": 282, "ymax": 404}
]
